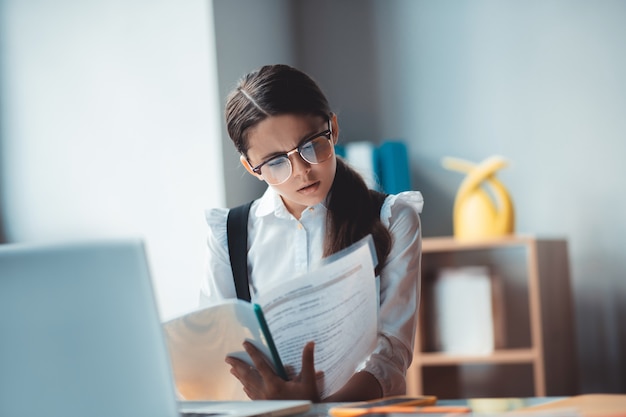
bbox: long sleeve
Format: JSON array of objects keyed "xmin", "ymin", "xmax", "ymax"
[
  {"xmin": 199, "ymin": 207, "xmax": 238, "ymax": 305},
  {"xmin": 359, "ymin": 191, "xmax": 423, "ymax": 395}
]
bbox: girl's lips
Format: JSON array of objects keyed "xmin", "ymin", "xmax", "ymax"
[{"xmin": 298, "ymin": 181, "xmax": 320, "ymax": 195}]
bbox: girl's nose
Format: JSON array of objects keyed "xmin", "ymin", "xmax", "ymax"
[{"xmin": 289, "ymin": 152, "xmax": 311, "ymax": 177}]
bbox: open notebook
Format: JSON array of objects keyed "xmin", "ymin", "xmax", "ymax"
[{"xmin": 0, "ymin": 239, "xmax": 311, "ymax": 417}]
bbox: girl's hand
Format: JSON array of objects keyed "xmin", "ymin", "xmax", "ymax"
[{"xmin": 225, "ymin": 341, "xmax": 321, "ymax": 402}]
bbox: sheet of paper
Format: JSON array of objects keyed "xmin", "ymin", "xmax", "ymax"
[
  {"xmin": 163, "ymin": 299, "xmax": 272, "ymax": 400},
  {"xmin": 255, "ymin": 235, "xmax": 378, "ymax": 398}
]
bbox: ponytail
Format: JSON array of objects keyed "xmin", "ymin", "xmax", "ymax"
[{"xmin": 325, "ymin": 158, "xmax": 392, "ymax": 274}]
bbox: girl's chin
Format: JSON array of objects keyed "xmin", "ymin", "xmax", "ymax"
[{"xmin": 282, "ymin": 193, "xmax": 324, "ymax": 213}]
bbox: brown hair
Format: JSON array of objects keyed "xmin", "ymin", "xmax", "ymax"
[{"xmin": 225, "ymin": 64, "xmax": 392, "ymax": 271}]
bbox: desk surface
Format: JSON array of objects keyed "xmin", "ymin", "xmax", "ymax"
[
  {"xmin": 303, "ymin": 398, "xmax": 555, "ymax": 416},
  {"xmin": 305, "ymin": 395, "xmax": 626, "ymax": 417}
]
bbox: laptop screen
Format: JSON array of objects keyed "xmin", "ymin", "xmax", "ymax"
[{"xmin": 0, "ymin": 240, "xmax": 180, "ymax": 417}]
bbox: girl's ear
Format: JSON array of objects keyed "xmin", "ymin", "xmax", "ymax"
[
  {"xmin": 240, "ymin": 155, "xmax": 264, "ymax": 180},
  {"xmin": 330, "ymin": 113, "xmax": 339, "ymax": 145}
]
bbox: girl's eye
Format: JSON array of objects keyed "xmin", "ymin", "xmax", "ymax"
[
  {"xmin": 301, "ymin": 141, "xmax": 313, "ymax": 150},
  {"xmin": 266, "ymin": 156, "xmax": 289, "ymax": 168}
]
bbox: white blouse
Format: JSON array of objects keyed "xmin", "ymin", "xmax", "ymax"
[{"xmin": 200, "ymin": 187, "xmax": 423, "ymax": 397}]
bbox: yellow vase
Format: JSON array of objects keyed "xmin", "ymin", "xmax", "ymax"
[{"xmin": 443, "ymin": 155, "xmax": 515, "ymax": 240}]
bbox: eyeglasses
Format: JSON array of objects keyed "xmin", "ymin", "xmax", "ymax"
[{"xmin": 249, "ymin": 121, "xmax": 334, "ymax": 185}]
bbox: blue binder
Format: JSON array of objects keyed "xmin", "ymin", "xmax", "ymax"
[
  {"xmin": 378, "ymin": 141, "xmax": 411, "ymax": 194},
  {"xmin": 334, "ymin": 140, "xmax": 411, "ymax": 194}
]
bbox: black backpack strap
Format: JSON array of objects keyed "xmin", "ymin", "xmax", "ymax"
[{"xmin": 226, "ymin": 201, "xmax": 254, "ymax": 302}]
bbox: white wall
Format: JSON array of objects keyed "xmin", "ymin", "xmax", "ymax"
[
  {"xmin": 368, "ymin": 0, "xmax": 626, "ymax": 393},
  {"xmin": 0, "ymin": 0, "xmax": 224, "ymax": 320},
  {"xmin": 212, "ymin": 0, "xmax": 297, "ymax": 207}
]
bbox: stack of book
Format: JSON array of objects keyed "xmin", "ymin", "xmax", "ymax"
[{"xmin": 335, "ymin": 140, "xmax": 411, "ymax": 194}]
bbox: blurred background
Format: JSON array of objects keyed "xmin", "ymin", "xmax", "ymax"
[{"xmin": 0, "ymin": 0, "xmax": 624, "ymax": 395}]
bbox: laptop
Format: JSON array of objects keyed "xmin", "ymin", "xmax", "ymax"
[{"xmin": 0, "ymin": 239, "xmax": 311, "ymax": 417}]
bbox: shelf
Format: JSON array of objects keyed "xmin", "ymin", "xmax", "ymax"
[
  {"xmin": 406, "ymin": 236, "xmax": 578, "ymax": 399},
  {"xmin": 417, "ymin": 348, "xmax": 538, "ymax": 366},
  {"xmin": 422, "ymin": 235, "xmax": 537, "ymax": 252}
]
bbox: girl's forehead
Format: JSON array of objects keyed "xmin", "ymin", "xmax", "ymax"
[
  {"xmin": 246, "ymin": 114, "xmax": 325, "ymax": 154},
  {"xmin": 251, "ymin": 114, "xmax": 323, "ymax": 135}
]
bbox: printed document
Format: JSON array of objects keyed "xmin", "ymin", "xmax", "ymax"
[
  {"xmin": 163, "ymin": 235, "xmax": 378, "ymax": 400},
  {"xmin": 255, "ymin": 235, "xmax": 378, "ymax": 397}
]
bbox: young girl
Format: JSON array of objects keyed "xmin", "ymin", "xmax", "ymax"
[{"xmin": 200, "ymin": 64, "xmax": 423, "ymax": 402}]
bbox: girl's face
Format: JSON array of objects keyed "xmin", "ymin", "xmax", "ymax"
[{"xmin": 242, "ymin": 114, "xmax": 339, "ymax": 218}]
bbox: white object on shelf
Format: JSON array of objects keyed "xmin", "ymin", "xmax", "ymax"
[
  {"xmin": 344, "ymin": 142, "xmax": 379, "ymax": 190},
  {"xmin": 433, "ymin": 265, "xmax": 495, "ymax": 355}
]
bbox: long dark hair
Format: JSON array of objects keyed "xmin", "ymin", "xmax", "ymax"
[{"xmin": 225, "ymin": 64, "xmax": 392, "ymax": 271}]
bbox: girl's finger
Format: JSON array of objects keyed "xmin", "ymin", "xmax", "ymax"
[
  {"xmin": 300, "ymin": 341, "xmax": 317, "ymax": 384},
  {"xmin": 243, "ymin": 341, "xmax": 281, "ymax": 382}
]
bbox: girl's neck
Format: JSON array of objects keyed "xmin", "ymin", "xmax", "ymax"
[{"xmin": 282, "ymin": 197, "xmax": 307, "ymax": 220}]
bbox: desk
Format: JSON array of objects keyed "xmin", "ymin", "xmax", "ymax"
[
  {"xmin": 301, "ymin": 398, "xmax": 560, "ymax": 417},
  {"xmin": 301, "ymin": 395, "xmax": 626, "ymax": 417}
]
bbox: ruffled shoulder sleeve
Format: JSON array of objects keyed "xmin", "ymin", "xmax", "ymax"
[
  {"xmin": 199, "ymin": 207, "xmax": 236, "ymax": 306},
  {"xmin": 204, "ymin": 207, "xmax": 230, "ymax": 249},
  {"xmin": 380, "ymin": 191, "xmax": 424, "ymax": 227}
]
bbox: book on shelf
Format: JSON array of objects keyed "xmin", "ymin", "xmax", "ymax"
[
  {"xmin": 427, "ymin": 265, "xmax": 505, "ymax": 355},
  {"xmin": 163, "ymin": 235, "xmax": 379, "ymax": 401},
  {"xmin": 378, "ymin": 141, "xmax": 412, "ymax": 194},
  {"xmin": 336, "ymin": 140, "xmax": 412, "ymax": 194},
  {"xmin": 344, "ymin": 141, "xmax": 380, "ymax": 190}
]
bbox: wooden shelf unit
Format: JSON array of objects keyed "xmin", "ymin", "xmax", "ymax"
[{"xmin": 406, "ymin": 236, "xmax": 578, "ymax": 399}]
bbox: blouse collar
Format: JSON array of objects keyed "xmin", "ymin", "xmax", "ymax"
[{"xmin": 254, "ymin": 186, "xmax": 329, "ymax": 219}]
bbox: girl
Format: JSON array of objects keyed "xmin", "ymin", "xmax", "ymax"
[{"xmin": 200, "ymin": 64, "xmax": 423, "ymax": 402}]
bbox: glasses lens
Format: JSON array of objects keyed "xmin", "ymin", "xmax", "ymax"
[
  {"xmin": 300, "ymin": 136, "xmax": 332, "ymax": 164},
  {"xmin": 261, "ymin": 156, "xmax": 292, "ymax": 185}
]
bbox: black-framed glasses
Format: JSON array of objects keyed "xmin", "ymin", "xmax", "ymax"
[{"xmin": 249, "ymin": 120, "xmax": 334, "ymax": 185}]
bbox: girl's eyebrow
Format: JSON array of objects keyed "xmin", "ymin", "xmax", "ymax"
[{"xmin": 258, "ymin": 126, "xmax": 326, "ymax": 161}]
